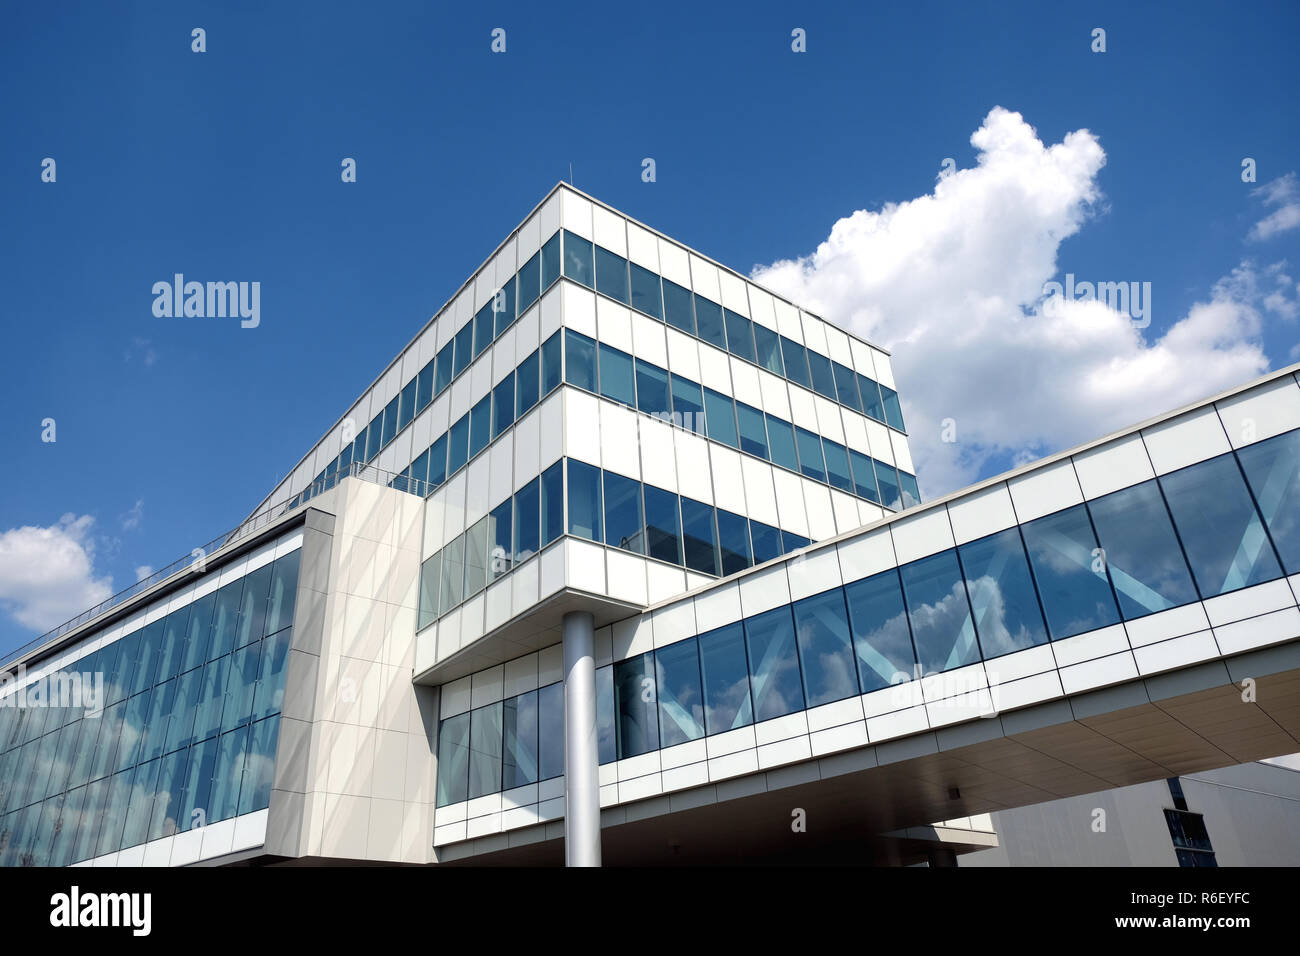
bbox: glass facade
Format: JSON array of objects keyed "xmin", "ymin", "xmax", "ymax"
[
  {"xmin": 0, "ymin": 547, "xmax": 300, "ymax": 867},
  {"xmin": 434, "ymin": 425, "xmax": 1300, "ymax": 807}
]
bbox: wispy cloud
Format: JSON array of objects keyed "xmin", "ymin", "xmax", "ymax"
[
  {"xmin": 1250, "ymin": 172, "xmax": 1300, "ymax": 242},
  {"xmin": 121, "ymin": 498, "xmax": 144, "ymax": 532}
]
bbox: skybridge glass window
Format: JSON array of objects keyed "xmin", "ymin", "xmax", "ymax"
[
  {"xmin": 724, "ymin": 310, "xmax": 756, "ymax": 363},
  {"xmin": 1235, "ymin": 429, "xmax": 1300, "ymax": 574},
  {"xmin": 792, "ymin": 588, "xmax": 859, "ymax": 707},
  {"xmin": 704, "ymin": 388, "xmax": 739, "ymax": 449},
  {"xmin": 567, "ymin": 459, "xmax": 603, "ymax": 543},
  {"xmin": 1021, "ymin": 504, "xmax": 1121, "ymax": 640},
  {"xmin": 562, "ymin": 230, "xmax": 595, "ymax": 288},
  {"xmin": 517, "ymin": 251, "xmax": 541, "ymax": 313},
  {"xmin": 744, "ymin": 606, "xmax": 805, "ymax": 722},
  {"xmin": 445, "ymin": 415, "xmax": 467, "ymax": 476},
  {"xmin": 655, "ymin": 637, "xmax": 705, "ymax": 748},
  {"xmin": 699, "ymin": 622, "xmax": 753, "ymax": 735},
  {"xmin": 635, "ymin": 359, "xmax": 671, "ymax": 419},
  {"xmin": 643, "ymin": 484, "xmax": 682, "ymax": 565},
  {"xmin": 1160, "ymin": 452, "xmax": 1282, "ymax": 596},
  {"xmin": 614, "ymin": 653, "xmax": 659, "ymax": 759},
  {"xmin": 595, "ymin": 246, "xmax": 630, "ymax": 304},
  {"xmin": 565, "ymin": 329, "xmax": 597, "ymax": 392},
  {"xmin": 542, "ymin": 231, "xmax": 562, "ymax": 290},
  {"xmin": 1087, "ymin": 480, "xmax": 1199, "ymax": 619},
  {"xmin": 630, "ymin": 263, "xmax": 663, "ymax": 319},
  {"xmin": 780, "ymin": 337, "xmax": 812, "ymax": 389},
  {"xmin": 958, "ymin": 528, "xmax": 1049, "ymax": 659},
  {"xmin": 599, "ymin": 343, "xmax": 636, "ymax": 407},
  {"xmin": 693, "ymin": 295, "xmax": 727, "ymax": 350},
  {"xmin": 670, "ymin": 375, "xmax": 706, "ymax": 434},
  {"xmin": 845, "ymin": 570, "xmax": 917, "ymax": 691},
  {"xmin": 604, "ymin": 471, "xmax": 644, "ymax": 554},
  {"xmin": 662, "ymin": 278, "xmax": 695, "ymax": 335},
  {"xmin": 899, "ymin": 550, "xmax": 980, "ymax": 674},
  {"xmin": 753, "ymin": 323, "xmax": 784, "ymax": 375}
]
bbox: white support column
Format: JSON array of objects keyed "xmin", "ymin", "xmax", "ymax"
[{"xmin": 562, "ymin": 610, "xmax": 601, "ymax": 867}]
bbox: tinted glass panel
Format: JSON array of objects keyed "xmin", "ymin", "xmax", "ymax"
[
  {"xmin": 849, "ymin": 449, "xmax": 880, "ymax": 503},
  {"xmin": 635, "ymin": 359, "xmax": 671, "ymax": 418},
  {"xmin": 1021, "ymin": 505, "xmax": 1122, "ymax": 639},
  {"xmin": 447, "ymin": 415, "xmax": 469, "ymax": 474},
  {"xmin": 604, "ymin": 471, "xmax": 644, "ymax": 554},
  {"xmin": 876, "ymin": 461, "xmax": 902, "ymax": 510},
  {"xmin": 517, "ymin": 252, "xmax": 540, "ymax": 312},
  {"xmin": 795, "ymin": 427, "xmax": 826, "ymax": 482},
  {"xmin": 670, "ymin": 375, "xmax": 706, "ymax": 434},
  {"xmin": 435, "ymin": 345, "xmax": 454, "ymax": 394},
  {"xmin": 736, "ymin": 403, "xmax": 768, "ymax": 459},
  {"xmin": 463, "ymin": 517, "xmax": 490, "ymax": 598},
  {"xmin": 537, "ymin": 682, "xmax": 564, "ymax": 781},
  {"xmin": 542, "ymin": 231, "xmax": 562, "ymax": 289},
  {"xmin": 750, "ymin": 520, "xmax": 783, "ymax": 564},
  {"xmin": 594, "ymin": 246, "xmax": 629, "ymax": 303},
  {"xmin": 655, "ymin": 638, "xmax": 705, "ymax": 748},
  {"xmin": 1088, "ymin": 480, "xmax": 1198, "ymax": 619},
  {"xmin": 880, "ymin": 386, "xmax": 905, "ymax": 431},
  {"xmin": 541, "ymin": 331, "xmax": 563, "ymax": 394},
  {"xmin": 453, "ymin": 322, "xmax": 474, "ymax": 377},
  {"xmin": 716, "ymin": 509, "xmax": 752, "ymax": 576},
  {"xmin": 766, "ymin": 415, "xmax": 799, "ymax": 472},
  {"xmin": 823, "ymin": 439, "xmax": 854, "ymax": 492},
  {"xmin": 899, "ymin": 550, "xmax": 980, "ymax": 674},
  {"xmin": 492, "ymin": 375, "xmax": 515, "ymax": 439},
  {"xmin": 474, "ymin": 303, "xmax": 494, "ymax": 359},
  {"xmin": 807, "ymin": 350, "xmax": 837, "ymax": 400},
  {"xmin": 643, "ymin": 485, "xmax": 682, "ymax": 565},
  {"xmin": 704, "ymin": 389, "xmax": 738, "ymax": 448},
  {"xmin": 832, "ymin": 363, "xmax": 862, "ymax": 411},
  {"xmin": 724, "ymin": 310, "xmax": 756, "ymax": 362},
  {"xmin": 516, "ymin": 350, "xmax": 540, "ymax": 416},
  {"xmin": 860, "ymin": 375, "xmax": 885, "ymax": 422},
  {"xmin": 599, "ymin": 344, "xmax": 636, "ymax": 406},
  {"xmin": 613, "ymin": 654, "xmax": 658, "ymax": 759},
  {"xmin": 541, "ymin": 461, "xmax": 564, "ymax": 545},
  {"xmin": 468, "ymin": 703, "xmax": 502, "ymax": 800},
  {"xmin": 793, "ymin": 588, "xmax": 859, "ymax": 707},
  {"xmin": 489, "ymin": 500, "xmax": 513, "ymax": 579},
  {"xmin": 596, "ymin": 665, "xmax": 616, "ymax": 764},
  {"xmin": 435, "ymin": 712, "xmax": 469, "ymax": 807},
  {"xmin": 662, "ymin": 279, "xmax": 695, "ymax": 335},
  {"xmin": 780, "ymin": 337, "xmax": 811, "ymax": 388},
  {"xmin": 439, "ymin": 536, "xmax": 465, "ymax": 613},
  {"xmin": 428, "ymin": 433, "xmax": 448, "ymax": 487},
  {"xmin": 502, "ymin": 691, "xmax": 539, "ymax": 790},
  {"xmin": 629, "ymin": 263, "xmax": 662, "ymax": 319},
  {"xmin": 1238, "ymin": 429, "xmax": 1300, "ymax": 573},
  {"xmin": 899, "ymin": 472, "xmax": 922, "ymax": 509},
  {"xmin": 694, "ymin": 296, "xmax": 726, "ymax": 349},
  {"xmin": 493, "ymin": 276, "xmax": 517, "ymax": 336},
  {"xmin": 514, "ymin": 477, "xmax": 541, "ymax": 562},
  {"xmin": 753, "ymin": 323, "xmax": 784, "ymax": 375},
  {"xmin": 567, "ymin": 459, "xmax": 603, "ymax": 542},
  {"xmin": 680, "ymin": 497, "xmax": 719, "ymax": 576},
  {"xmin": 400, "ymin": 378, "xmax": 417, "ymax": 430},
  {"xmin": 565, "ymin": 329, "xmax": 597, "ymax": 392},
  {"xmin": 699, "ymin": 623, "xmax": 753, "ymax": 735},
  {"xmin": 959, "ymin": 529, "xmax": 1049, "ymax": 659},
  {"xmin": 468, "ymin": 395, "xmax": 491, "ymax": 459},
  {"xmin": 744, "ymin": 606, "xmax": 805, "ymax": 721},
  {"xmin": 562, "ymin": 230, "xmax": 594, "ymax": 287}
]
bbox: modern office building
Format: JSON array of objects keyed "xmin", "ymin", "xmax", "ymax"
[{"xmin": 2, "ymin": 184, "xmax": 1299, "ymax": 867}]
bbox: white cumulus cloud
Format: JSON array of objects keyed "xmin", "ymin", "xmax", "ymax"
[
  {"xmin": 0, "ymin": 515, "xmax": 114, "ymax": 634},
  {"xmin": 751, "ymin": 107, "xmax": 1279, "ymax": 496}
]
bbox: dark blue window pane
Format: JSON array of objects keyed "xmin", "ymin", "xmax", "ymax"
[
  {"xmin": 876, "ymin": 460, "xmax": 902, "ymax": 510},
  {"xmin": 1160, "ymin": 453, "xmax": 1282, "ymax": 596},
  {"xmin": 516, "ymin": 350, "xmax": 540, "ymax": 417},
  {"xmin": 750, "ymin": 521, "xmax": 782, "ymax": 564},
  {"xmin": 542, "ymin": 461, "xmax": 564, "ymax": 545},
  {"xmin": 469, "ymin": 395, "xmax": 491, "ymax": 459},
  {"xmin": 468, "ymin": 702, "xmax": 502, "ymax": 800},
  {"xmin": 381, "ymin": 396, "xmax": 399, "ymax": 448},
  {"xmin": 365, "ymin": 415, "xmax": 382, "ymax": 461},
  {"xmin": 410, "ymin": 449, "xmax": 430, "ymax": 488},
  {"xmin": 670, "ymin": 374, "xmax": 706, "ymax": 434},
  {"xmin": 595, "ymin": 246, "xmax": 630, "ymax": 304},
  {"xmin": 859, "ymin": 374, "xmax": 885, "ymax": 422},
  {"xmin": 823, "ymin": 439, "xmax": 854, "ymax": 492},
  {"xmin": 565, "ymin": 329, "xmax": 597, "ymax": 392},
  {"xmin": 417, "ymin": 361, "xmax": 435, "ymax": 413},
  {"xmin": 1088, "ymin": 480, "xmax": 1199, "ymax": 619},
  {"xmin": 807, "ymin": 351, "xmax": 837, "ymax": 400},
  {"xmin": 655, "ymin": 638, "xmax": 705, "ymax": 748},
  {"xmin": 744, "ymin": 606, "xmax": 805, "ymax": 721},
  {"xmin": 643, "ymin": 485, "xmax": 682, "ymax": 565},
  {"xmin": 753, "ymin": 323, "xmax": 784, "ymax": 375},
  {"xmin": 899, "ymin": 550, "xmax": 980, "ymax": 674},
  {"xmin": 958, "ymin": 529, "xmax": 1049, "ymax": 659},
  {"xmin": 793, "ymin": 588, "xmax": 859, "ymax": 707},
  {"xmin": 567, "ymin": 459, "xmax": 603, "ymax": 542},
  {"xmin": 435, "ymin": 344, "xmax": 454, "ymax": 395},
  {"xmin": 694, "ymin": 296, "xmax": 726, "ymax": 349},
  {"xmin": 635, "ymin": 359, "xmax": 671, "ymax": 418},
  {"xmin": 542, "ymin": 232, "xmax": 562, "ymax": 289},
  {"xmin": 599, "ymin": 343, "xmax": 636, "ymax": 406},
  {"xmin": 699, "ymin": 623, "xmax": 753, "ymax": 735},
  {"xmin": 795, "ymin": 427, "xmax": 826, "ymax": 482},
  {"xmin": 724, "ymin": 310, "xmax": 756, "ymax": 362},
  {"xmin": 881, "ymin": 385, "xmax": 906, "ymax": 431},
  {"xmin": 781, "ymin": 337, "xmax": 812, "ymax": 388},
  {"xmin": 716, "ymin": 509, "xmax": 752, "ymax": 576},
  {"xmin": 832, "ymin": 363, "xmax": 862, "ymax": 412},
  {"xmin": 766, "ymin": 415, "xmax": 799, "ymax": 472},
  {"xmin": 474, "ymin": 303, "xmax": 494, "ymax": 359},
  {"xmin": 899, "ymin": 472, "xmax": 921, "ymax": 509},
  {"xmin": 629, "ymin": 263, "xmax": 662, "ymax": 319},
  {"xmin": 562, "ymin": 230, "xmax": 594, "ymax": 288},
  {"xmin": 849, "ymin": 449, "xmax": 881, "ymax": 503},
  {"xmin": 614, "ymin": 653, "xmax": 658, "ymax": 759},
  {"xmin": 514, "ymin": 477, "xmax": 541, "ymax": 562},
  {"xmin": 781, "ymin": 531, "xmax": 811, "ymax": 554},
  {"xmin": 662, "ymin": 279, "xmax": 695, "ymax": 335},
  {"xmin": 596, "ymin": 665, "xmax": 616, "ymax": 765},
  {"xmin": 492, "ymin": 375, "xmax": 515, "ymax": 439},
  {"xmin": 435, "ymin": 712, "xmax": 469, "ymax": 807},
  {"xmin": 704, "ymin": 388, "xmax": 739, "ymax": 448},
  {"xmin": 453, "ymin": 321, "xmax": 474, "ymax": 377},
  {"xmin": 447, "ymin": 415, "xmax": 469, "ymax": 474},
  {"xmin": 681, "ymin": 497, "xmax": 719, "ymax": 576},
  {"xmin": 541, "ymin": 331, "xmax": 563, "ymax": 394},
  {"xmin": 502, "ymin": 691, "xmax": 539, "ymax": 790},
  {"xmin": 604, "ymin": 471, "xmax": 644, "ymax": 554},
  {"xmin": 428, "ymin": 433, "xmax": 448, "ymax": 488},
  {"xmin": 489, "ymin": 500, "xmax": 513, "ymax": 579},
  {"xmin": 494, "ymin": 276, "xmax": 517, "ymax": 337},
  {"xmin": 1235, "ymin": 430, "xmax": 1300, "ymax": 574},
  {"xmin": 1021, "ymin": 504, "xmax": 1122, "ymax": 640},
  {"xmin": 537, "ymin": 682, "xmax": 564, "ymax": 780},
  {"xmin": 399, "ymin": 378, "xmax": 417, "ymax": 431},
  {"xmin": 736, "ymin": 403, "xmax": 768, "ymax": 459},
  {"xmin": 517, "ymin": 252, "xmax": 541, "ymax": 313},
  {"xmin": 208, "ymin": 581, "xmax": 243, "ymax": 662}
]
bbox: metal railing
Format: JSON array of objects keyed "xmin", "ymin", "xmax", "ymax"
[{"xmin": 1, "ymin": 461, "xmax": 424, "ymax": 671}]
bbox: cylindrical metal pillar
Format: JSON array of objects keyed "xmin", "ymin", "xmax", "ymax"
[{"xmin": 562, "ymin": 610, "xmax": 601, "ymax": 867}]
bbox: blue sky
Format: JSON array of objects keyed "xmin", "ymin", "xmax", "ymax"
[{"xmin": 2, "ymin": 0, "xmax": 1298, "ymax": 655}]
